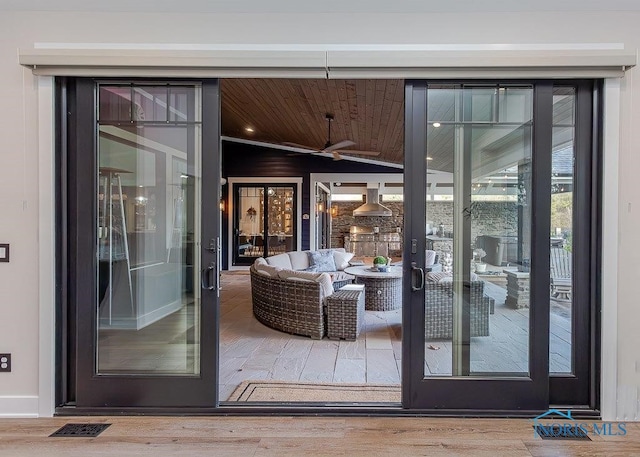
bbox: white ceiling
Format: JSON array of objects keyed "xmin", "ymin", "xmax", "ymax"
[{"xmin": 2, "ymin": 0, "xmax": 640, "ymax": 13}]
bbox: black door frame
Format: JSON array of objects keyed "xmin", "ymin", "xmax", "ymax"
[
  {"xmin": 57, "ymin": 78, "xmax": 221, "ymax": 408},
  {"xmin": 402, "ymin": 79, "xmax": 599, "ymax": 411},
  {"xmin": 55, "ymin": 76, "xmax": 600, "ymax": 414}
]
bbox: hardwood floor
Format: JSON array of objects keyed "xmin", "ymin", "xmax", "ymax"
[{"xmin": 0, "ymin": 416, "xmax": 638, "ymax": 456}]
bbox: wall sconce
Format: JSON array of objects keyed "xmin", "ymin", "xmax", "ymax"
[
  {"xmin": 330, "ymin": 205, "xmax": 338, "ymax": 217},
  {"xmin": 219, "ymin": 198, "xmax": 225, "ymax": 212},
  {"xmin": 317, "ymin": 202, "xmax": 324, "ymax": 213}
]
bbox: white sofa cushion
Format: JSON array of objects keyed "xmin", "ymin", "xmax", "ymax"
[
  {"xmin": 288, "ymin": 251, "xmax": 310, "ymax": 270},
  {"xmin": 265, "ymin": 253, "xmax": 293, "ymax": 269},
  {"xmin": 333, "ymin": 250, "xmax": 354, "ymax": 270},
  {"xmin": 425, "ymin": 250, "xmax": 438, "ymax": 266},
  {"xmin": 254, "ymin": 263, "xmax": 282, "ymax": 277},
  {"xmin": 277, "ymin": 269, "xmax": 334, "ymax": 297}
]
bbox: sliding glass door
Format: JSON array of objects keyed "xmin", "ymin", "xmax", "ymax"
[
  {"xmin": 232, "ymin": 183, "xmax": 297, "ymax": 265},
  {"xmin": 64, "ymin": 79, "xmax": 221, "ymax": 408},
  {"xmin": 403, "ymin": 81, "xmax": 598, "ymax": 411}
]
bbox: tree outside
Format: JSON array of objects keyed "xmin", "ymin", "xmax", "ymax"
[{"xmin": 551, "ymin": 192, "xmax": 572, "ymax": 251}]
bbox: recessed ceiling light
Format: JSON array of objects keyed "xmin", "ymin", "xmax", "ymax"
[
  {"xmin": 245, "ymin": 126, "xmax": 255, "ymax": 133},
  {"xmin": 432, "ymin": 122, "xmax": 441, "ymax": 128}
]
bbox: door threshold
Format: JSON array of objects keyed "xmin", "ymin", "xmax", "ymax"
[{"xmin": 56, "ymin": 404, "xmax": 600, "ymax": 418}]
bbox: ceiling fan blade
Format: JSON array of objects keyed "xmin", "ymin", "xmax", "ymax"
[
  {"xmin": 334, "ymin": 149, "xmax": 381, "ymax": 157},
  {"xmin": 322, "ymin": 140, "xmax": 355, "ymax": 153},
  {"xmin": 282, "ymin": 142, "xmax": 320, "ymax": 152}
]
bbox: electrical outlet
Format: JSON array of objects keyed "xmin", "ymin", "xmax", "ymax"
[{"xmin": 0, "ymin": 354, "xmax": 11, "ymax": 372}]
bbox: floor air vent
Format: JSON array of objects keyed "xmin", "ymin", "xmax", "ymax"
[
  {"xmin": 533, "ymin": 425, "xmax": 591, "ymax": 440},
  {"xmin": 50, "ymin": 423, "xmax": 111, "ymax": 437}
]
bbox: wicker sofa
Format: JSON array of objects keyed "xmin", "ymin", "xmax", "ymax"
[
  {"xmin": 260, "ymin": 248, "xmax": 355, "ymax": 290},
  {"xmin": 424, "ymin": 279, "xmax": 494, "ymax": 340},
  {"xmin": 249, "ymin": 248, "xmax": 359, "ymax": 339}
]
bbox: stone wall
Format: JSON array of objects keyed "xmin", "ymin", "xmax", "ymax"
[
  {"xmin": 330, "ymin": 200, "xmax": 518, "ymax": 249},
  {"xmin": 330, "ymin": 201, "xmax": 403, "ymax": 248},
  {"xmin": 426, "ymin": 201, "xmax": 519, "ymax": 246}
]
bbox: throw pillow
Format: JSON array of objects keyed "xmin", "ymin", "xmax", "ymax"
[
  {"xmin": 333, "ymin": 250, "xmax": 355, "ymax": 270},
  {"xmin": 307, "ymin": 250, "xmax": 337, "ymax": 272}
]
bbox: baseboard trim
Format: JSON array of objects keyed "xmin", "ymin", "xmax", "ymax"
[{"xmin": 0, "ymin": 396, "xmax": 40, "ymax": 418}]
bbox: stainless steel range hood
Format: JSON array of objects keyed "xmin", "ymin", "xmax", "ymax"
[{"xmin": 353, "ymin": 188, "xmax": 392, "ymax": 217}]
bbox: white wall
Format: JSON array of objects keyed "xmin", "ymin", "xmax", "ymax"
[{"xmin": 0, "ymin": 10, "xmax": 638, "ymax": 419}]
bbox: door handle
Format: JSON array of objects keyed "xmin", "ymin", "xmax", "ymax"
[
  {"xmin": 216, "ymin": 237, "xmax": 222, "ymax": 294},
  {"xmin": 411, "ymin": 263, "xmax": 425, "ymax": 292},
  {"xmin": 201, "ymin": 262, "xmax": 216, "ymax": 290}
]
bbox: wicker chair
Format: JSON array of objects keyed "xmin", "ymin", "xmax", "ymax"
[
  {"xmin": 250, "ymin": 266, "xmax": 330, "ymax": 340},
  {"xmin": 424, "ymin": 280, "xmax": 493, "ymax": 340}
]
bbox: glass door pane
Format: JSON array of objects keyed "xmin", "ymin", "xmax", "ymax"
[
  {"xmin": 266, "ymin": 186, "xmax": 294, "ymax": 255},
  {"xmin": 235, "ymin": 186, "xmax": 265, "ymax": 262},
  {"xmin": 72, "ymin": 80, "xmax": 219, "ymax": 408},
  {"xmin": 404, "ymin": 81, "xmax": 549, "ymax": 410},
  {"xmin": 97, "ymin": 84, "xmax": 202, "ymax": 375},
  {"xmin": 550, "ymin": 87, "xmax": 575, "ymax": 374},
  {"xmin": 233, "ymin": 184, "xmax": 297, "ymax": 265},
  {"xmin": 424, "ymin": 84, "xmax": 533, "ymax": 377}
]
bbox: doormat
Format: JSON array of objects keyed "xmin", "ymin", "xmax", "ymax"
[
  {"xmin": 533, "ymin": 425, "xmax": 591, "ymax": 440},
  {"xmin": 50, "ymin": 423, "xmax": 111, "ymax": 437},
  {"xmin": 226, "ymin": 380, "xmax": 401, "ymax": 403}
]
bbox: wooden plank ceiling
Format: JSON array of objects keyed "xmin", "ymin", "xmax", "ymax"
[{"xmin": 221, "ymin": 79, "xmax": 405, "ymax": 165}]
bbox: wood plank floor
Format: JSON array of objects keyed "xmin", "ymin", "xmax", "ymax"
[{"xmin": 0, "ymin": 416, "xmax": 638, "ymax": 456}]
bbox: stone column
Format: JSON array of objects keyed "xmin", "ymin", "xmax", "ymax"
[{"xmin": 504, "ymin": 270, "xmax": 530, "ymax": 309}]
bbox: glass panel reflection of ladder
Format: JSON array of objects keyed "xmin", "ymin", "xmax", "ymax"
[{"xmin": 98, "ymin": 167, "xmax": 134, "ymax": 325}]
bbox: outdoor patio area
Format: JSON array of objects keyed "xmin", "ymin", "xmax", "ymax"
[
  {"xmin": 219, "ymin": 269, "xmax": 572, "ymax": 400},
  {"xmin": 424, "ymin": 275, "xmax": 572, "ymax": 376}
]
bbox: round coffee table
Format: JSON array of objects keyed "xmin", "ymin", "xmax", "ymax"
[{"xmin": 343, "ymin": 265, "xmax": 403, "ymax": 311}]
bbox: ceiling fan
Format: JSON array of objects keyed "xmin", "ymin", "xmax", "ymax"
[{"xmin": 283, "ymin": 113, "xmax": 380, "ymax": 160}]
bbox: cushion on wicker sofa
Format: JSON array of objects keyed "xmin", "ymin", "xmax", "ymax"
[
  {"xmin": 333, "ymin": 250, "xmax": 355, "ymax": 270},
  {"xmin": 253, "ymin": 263, "xmax": 282, "ymax": 277},
  {"xmin": 265, "ymin": 253, "xmax": 293, "ymax": 269},
  {"xmin": 277, "ymin": 269, "xmax": 334, "ymax": 297},
  {"xmin": 263, "ymin": 248, "xmax": 355, "ymax": 286}
]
